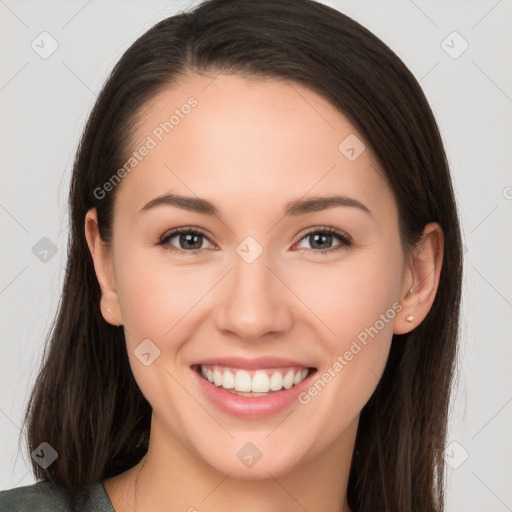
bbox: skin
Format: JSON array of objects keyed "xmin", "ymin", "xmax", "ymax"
[{"xmin": 85, "ymin": 72, "xmax": 443, "ymax": 512}]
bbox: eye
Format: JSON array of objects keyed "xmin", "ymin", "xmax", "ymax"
[
  {"xmin": 295, "ymin": 227, "xmax": 352, "ymax": 254},
  {"xmin": 157, "ymin": 226, "xmax": 352, "ymax": 256},
  {"xmin": 158, "ymin": 227, "xmax": 214, "ymax": 255}
]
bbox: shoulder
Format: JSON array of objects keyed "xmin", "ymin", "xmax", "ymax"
[
  {"xmin": 0, "ymin": 481, "xmax": 72, "ymax": 511},
  {"xmin": 0, "ymin": 480, "xmax": 114, "ymax": 512}
]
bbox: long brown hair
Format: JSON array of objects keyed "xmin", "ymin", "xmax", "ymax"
[{"xmin": 20, "ymin": 1, "xmax": 462, "ymax": 510}]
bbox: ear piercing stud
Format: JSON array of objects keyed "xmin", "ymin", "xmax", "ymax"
[{"xmin": 406, "ymin": 315, "xmax": 414, "ymax": 322}]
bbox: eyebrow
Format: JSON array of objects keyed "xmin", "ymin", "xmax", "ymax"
[{"xmin": 139, "ymin": 193, "xmax": 372, "ymax": 217}]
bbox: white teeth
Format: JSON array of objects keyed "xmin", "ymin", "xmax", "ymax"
[
  {"xmin": 222, "ymin": 370, "xmax": 235, "ymax": 389},
  {"xmin": 234, "ymin": 370, "xmax": 252, "ymax": 392},
  {"xmin": 283, "ymin": 369, "xmax": 294, "ymax": 389},
  {"xmin": 251, "ymin": 371, "xmax": 270, "ymax": 393},
  {"xmin": 199, "ymin": 365, "xmax": 310, "ymax": 393},
  {"xmin": 213, "ymin": 369, "xmax": 223, "ymax": 386},
  {"xmin": 269, "ymin": 371, "xmax": 283, "ymax": 391}
]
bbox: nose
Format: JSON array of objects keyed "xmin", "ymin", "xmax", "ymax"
[{"xmin": 213, "ymin": 249, "xmax": 293, "ymax": 341}]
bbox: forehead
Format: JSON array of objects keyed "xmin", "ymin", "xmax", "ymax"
[{"xmin": 116, "ymin": 72, "xmax": 395, "ymax": 223}]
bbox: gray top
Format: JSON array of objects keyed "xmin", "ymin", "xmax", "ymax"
[{"xmin": 0, "ymin": 481, "xmax": 115, "ymax": 512}]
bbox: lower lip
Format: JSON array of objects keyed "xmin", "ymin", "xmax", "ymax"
[{"xmin": 192, "ymin": 367, "xmax": 316, "ymax": 419}]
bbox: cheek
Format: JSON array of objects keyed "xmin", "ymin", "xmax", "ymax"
[
  {"xmin": 292, "ymin": 249, "xmax": 403, "ymax": 344},
  {"xmin": 112, "ymin": 251, "xmax": 203, "ymax": 412},
  {"xmin": 113, "ymin": 248, "xmax": 207, "ymax": 345},
  {"xmin": 292, "ymin": 248, "xmax": 402, "ymax": 406},
  {"xmin": 299, "ymin": 248, "xmax": 402, "ymax": 410}
]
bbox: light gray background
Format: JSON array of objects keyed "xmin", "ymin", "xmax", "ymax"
[{"xmin": 1, "ymin": 0, "xmax": 511, "ymax": 510}]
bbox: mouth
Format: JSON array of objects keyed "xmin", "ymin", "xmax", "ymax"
[{"xmin": 192, "ymin": 364, "xmax": 317, "ymax": 397}]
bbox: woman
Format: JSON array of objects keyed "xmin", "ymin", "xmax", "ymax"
[{"xmin": 0, "ymin": 0, "xmax": 462, "ymax": 510}]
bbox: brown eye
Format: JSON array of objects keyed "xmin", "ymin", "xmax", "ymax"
[{"xmin": 159, "ymin": 228, "xmax": 212, "ymax": 254}]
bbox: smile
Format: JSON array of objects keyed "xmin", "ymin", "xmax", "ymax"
[
  {"xmin": 191, "ymin": 357, "xmax": 318, "ymax": 418},
  {"xmin": 198, "ymin": 364, "xmax": 310, "ymax": 396}
]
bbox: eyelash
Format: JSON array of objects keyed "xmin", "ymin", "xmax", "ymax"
[{"xmin": 157, "ymin": 226, "xmax": 353, "ymax": 256}]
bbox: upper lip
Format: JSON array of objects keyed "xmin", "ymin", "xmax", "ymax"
[{"xmin": 191, "ymin": 356, "xmax": 315, "ymax": 370}]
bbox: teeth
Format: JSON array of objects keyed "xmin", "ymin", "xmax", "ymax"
[
  {"xmin": 213, "ymin": 369, "xmax": 223, "ymax": 386},
  {"xmin": 251, "ymin": 372, "xmax": 270, "ymax": 392},
  {"xmin": 235, "ymin": 370, "xmax": 252, "ymax": 392},
  {"xmin": 199, "ymin": 365, "xmax": 310, "ymax": 393},
  {"xmin": 269, "ymin": 371, "xmax": 283, "ymax": 391},
  {"xmin": 283, "ymin": 369, "xmax": 294, "ymax": 389},
  {"xmin": 222, "ymin": 369, "xmax": 235, "ymax": 389}
]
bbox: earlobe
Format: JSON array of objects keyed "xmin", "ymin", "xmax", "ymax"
[
  {"xmin": 84, "ymin": 208, "xmax": 123, "ymax": 326},
  {"xmin": 393, "ymin": 222, "xmax": 444, "ymax": 335}
]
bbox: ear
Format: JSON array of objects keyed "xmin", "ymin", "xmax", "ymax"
[
  {"xmin": 84, "ymin": 208, "xmax": 123, "ymax": 326},
  {"xmin": 393, "ymin": 222, "xmax": 444, "ymax": 334}
]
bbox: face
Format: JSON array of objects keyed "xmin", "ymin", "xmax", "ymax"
[{"xmin": 88, "ymin": 72, "xmax": 414, "ymax": 479}]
